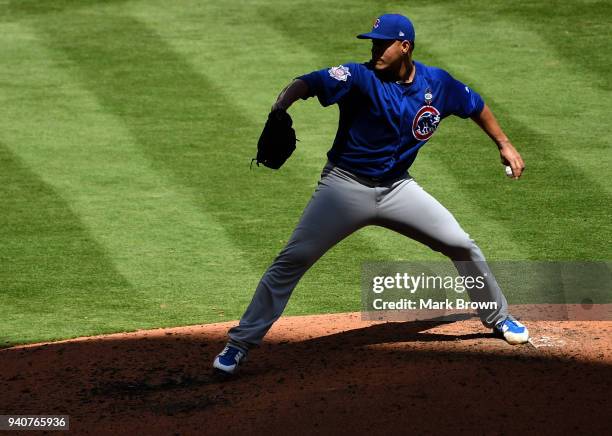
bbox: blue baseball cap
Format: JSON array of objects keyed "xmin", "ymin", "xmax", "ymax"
[{"xmin": 357, "ymin": 14, "xmax": 415, "ymax": 41}]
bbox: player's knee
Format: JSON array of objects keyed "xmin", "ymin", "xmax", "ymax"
[
  {"xmin": 437, "ymin": 233, "xmax": 478, "ymax": 261},
  {"xmin": 277, "ymin": 242, "xmax": 321, "ymax": 268}
]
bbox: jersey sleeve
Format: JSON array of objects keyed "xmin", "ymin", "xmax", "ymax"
[
  {"xmin": 296, "ymin": 63, "xmax": 360, "ymax": 107},
  {"xmin": 444, "ymin": 73, "xmax": 485, "ymax": 119}
]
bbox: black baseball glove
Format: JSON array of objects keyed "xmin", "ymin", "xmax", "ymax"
[{"xmin": 251, "ymin": 108, "xmax": 297, "ymax": 170}]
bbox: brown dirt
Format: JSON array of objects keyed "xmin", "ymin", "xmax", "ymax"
[{"xmin": 1, "ymin": 314, "xmax": 610, "ymax": 435}]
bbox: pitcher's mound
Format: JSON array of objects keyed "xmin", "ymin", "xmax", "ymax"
[{"xmin": 1, "ymin": 313, "xmax": 610, "ymax": 435}]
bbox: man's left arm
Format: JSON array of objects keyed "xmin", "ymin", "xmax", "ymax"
[{"xmin": 471, "ymin": 104, "xmax": 525, "ymax": 179}]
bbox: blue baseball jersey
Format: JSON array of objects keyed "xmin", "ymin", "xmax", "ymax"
[{"xmin": 297, "ymin": 61, "xmax": 484, "ymax": 179}]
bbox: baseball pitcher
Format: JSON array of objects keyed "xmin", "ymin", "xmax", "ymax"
[{"xmin": 214, "ymin": 14, "xmax": 528, "ymax": 375}]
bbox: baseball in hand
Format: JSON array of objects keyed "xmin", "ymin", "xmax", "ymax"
[{"xmin": 505, "ymin": 165, "xmax": 513, "ymax": 178}]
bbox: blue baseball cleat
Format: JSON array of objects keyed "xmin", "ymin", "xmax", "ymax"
[
  {"xmin": 494, "ymin": 316, "xmax": 529, "ymax": 345},
  {"xmin": 213, "ymin": 344, "xmax": 247, "ymax": 375}
]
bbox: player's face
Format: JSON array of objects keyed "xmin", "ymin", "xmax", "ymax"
[{"xmin": 370, "ymin": 39, "xmax": 404, "ymax": 71}]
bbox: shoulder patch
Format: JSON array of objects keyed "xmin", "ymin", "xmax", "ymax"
[{"xmin": 328, "ymin": 65, "xmax": 351, "ymax": 82}]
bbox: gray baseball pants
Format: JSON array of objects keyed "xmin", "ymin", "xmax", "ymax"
[{"xmin": 229, "ymin": 161, "xmax": 508, "ymax": 348}]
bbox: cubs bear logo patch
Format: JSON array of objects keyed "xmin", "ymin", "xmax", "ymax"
[{"xmin": 412, "ymin": 105, "xmax": 441, "ymax": 141}]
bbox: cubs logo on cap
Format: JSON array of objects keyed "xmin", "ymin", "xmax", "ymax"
[{"xmin": 357, "ymin": 14, "xmax": 415, "ymax": 41}]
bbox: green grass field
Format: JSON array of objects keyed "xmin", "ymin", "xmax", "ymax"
[{"xmin": 1, "ymin": 0, "xmax": 610, "ymax": 347}]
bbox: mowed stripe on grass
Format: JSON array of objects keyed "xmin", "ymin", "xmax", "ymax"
[
  {"xmin": 0, "ymin": 141, "xmax": 131, "ymax": 346},
  {"xmin": 0, "ymin": 20, "xmax": 259, "ymax": 344}
]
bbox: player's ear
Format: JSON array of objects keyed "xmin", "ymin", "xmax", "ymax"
[{"xmin": 400, "ymin": 40, "xmax": 412, "ymax": 55}]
